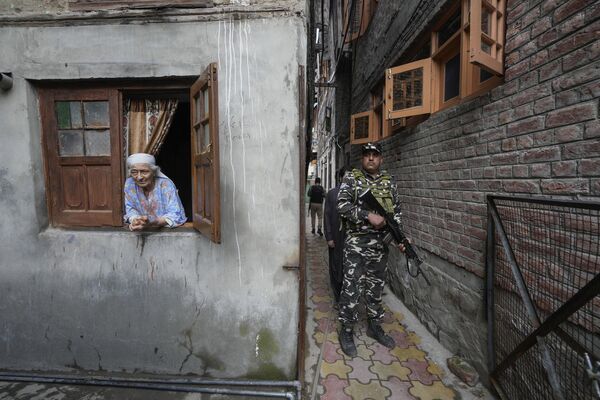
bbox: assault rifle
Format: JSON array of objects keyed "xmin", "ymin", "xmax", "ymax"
[{"xmin": 359, "ymin": 189, "xmax": 430, "ymax": 285}]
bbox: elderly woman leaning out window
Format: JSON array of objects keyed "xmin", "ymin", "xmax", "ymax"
[{"xmin": 124, "ymin": 153, "xmax": 187, "ymax": 231}]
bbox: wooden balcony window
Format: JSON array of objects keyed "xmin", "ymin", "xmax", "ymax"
[{"xmin": 383, "ymin": 0, "xmax": 504, "ymax": 123}]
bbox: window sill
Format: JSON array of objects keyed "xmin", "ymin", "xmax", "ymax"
[{"xmin": 40, "ymin": 224, "xmax": 200, "ymax": 238}]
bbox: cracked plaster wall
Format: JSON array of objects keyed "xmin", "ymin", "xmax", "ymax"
[{"xmin": 0, "ymin": 14, "xmax": 306, "ymax": 379}]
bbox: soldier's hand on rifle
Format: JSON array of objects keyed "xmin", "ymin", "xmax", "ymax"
[
  {"xmin": 397, "ymin": 238, "xmax": 411, "ymax": 253},
  {"xmin": 367, "ymin": 212, "xmax": 386, "ymax": 229},
  {"xmin": 327, "ymin": 240, "xmax": 335, "ymax": 248}
]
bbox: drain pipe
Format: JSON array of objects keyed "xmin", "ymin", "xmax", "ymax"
[{"xmin": 0, "ymin": 373, "xmax": 301, "ymax": 400}]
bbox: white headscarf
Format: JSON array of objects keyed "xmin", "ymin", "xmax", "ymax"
[{"xmin": 126, "ymin": 153, "xmax": 168, "ymax": 179}]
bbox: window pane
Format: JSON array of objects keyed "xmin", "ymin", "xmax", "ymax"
[
  {"xmin": 55, "ymin": 102, "xmax": 71, "ymax": 129},
  {"xmin": 59, "ymin": 130, "xmax": 84, "ymax": 156},
  {"xmin": 84, "ymin": 130, "xmax": 111, "ymax": 156},
  {"xmin": 391, "ymin": 118, "xmax": 404, "ymax": 128},
  {"xmin": 83, "ymin": 101, "xmax": 109, "ymax": 127},
  {"xmin": 413, "ymin": 40, "xmax": 431, "ymax": 60},
  {"xmin": 202, "ymin": 123, "xmax": 211, "ymax": 153},
  {"xmin": 438, "ymin": 10, "xmax": 461, "ymax": 47},
  {"xmin": 194, "ymin": 94, "xmax": 201, "ymax": 124},
  {"xmin": 444, "ymin": 53, "xmax": 460, "ymax": 102},
  {"xmin": 195, "ymin": 126, "xmax": 202, "ymax": 154},
  {"xmin": 70, "ymin": 101, "xmax": 83, "ymax": 128},
  {"xmin": 393, "ymin": 68, "xmax": 423, "ymax": 110},
  {"xmin": 481, "ymin": 38, "xmax": 492, "ymax": 55},
  {"xmin": 480, "ymin": 67, "xmax": 494, "ymax": 83},
  {"xmin": 203, "ymin": 89, "xmax": 209, "ymax": 118},
  {"xmin": 481, "ymin": 3, "xmax": 492, "ymax": 36},
  {"xmin": 354, "ymin": 116, "xmax": 369, "ymax": 140}
]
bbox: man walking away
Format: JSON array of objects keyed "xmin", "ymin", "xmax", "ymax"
[
  {"xmin": 324, "ymin": 167, "xmax": 346, "ymax": 303},
  {"xmin": 336, "ymin": 142, "xmax": 406, "ymax": 357},
  {"xmin": 308, "ymin": 177, "xmax": 325, "ymax": 235}
]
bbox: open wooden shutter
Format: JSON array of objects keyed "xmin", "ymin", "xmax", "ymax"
[
  {"xmin": 350, "ymin": 110, "xmax": 375, "ymax": 144},
  {"xmin": 385, "ymin": 58, "xmax": 432, "ymax": 120},
  {"xmin": 190, "ymin": 63, "xmax": 221, "ymax": 243},
  {"xmin": 40, "ymin": 88, "xmax": 122, "ymax": 227},
  {"xmin": 469, "ymin": 0, "xmax": 505, "ymax": 76}
]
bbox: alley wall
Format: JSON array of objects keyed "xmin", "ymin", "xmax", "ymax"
[
  {"xmin": 348, "ymin": 0, "xmax": 599, "ymax": 379},
  {"xmin": 0, "ymin": 4, "xmax": 306, "ymax": 379}
]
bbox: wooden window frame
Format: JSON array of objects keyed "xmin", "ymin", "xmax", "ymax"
[
  {"xmin": 371, "ymin": 83, "xmax": 405, "ymax": 140},
  {"xmin": 40, "ymin": 87, "xmax": 123, "ymax": 227},
  {"xmin": 383, "ymin": 0, "xmax": 505, "ymax": 124},
  {"xmin": 350, "ymin": 110, "xmax": 376, "ymax": 144},
  {"xmin": 371, "ymin": 85, "xmax": 385, "ymax": 140},
  {"xmin": 38, "ymin": 71, "xmax": 220, "ymax": 241},
  {"xmin": 385, "ymin": 58, "xmax": 433, "ymax": 120},
  {"xmin": 469, "ymin": 0, "xmax": 505, "ymax": 76},
  {"xmin": 432, "ymin": 30, "xmax": 461, "ymax": 112},
  {"xmin": 190, "ymin": 63, "xmax": 221, "ymax": 243}
]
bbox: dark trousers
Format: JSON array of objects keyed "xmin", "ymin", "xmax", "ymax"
[{"xmin": 328, "ymin": 247, "xmax": 343, "ymax": 303}]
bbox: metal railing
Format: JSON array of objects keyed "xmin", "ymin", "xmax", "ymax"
[
  {"xmin": 0, "ymin": 373, "xmax": 301, "ymax": 399},
  {"xmin": 486, "ymin": 195, "xmax": 600, "ymax": 400}
]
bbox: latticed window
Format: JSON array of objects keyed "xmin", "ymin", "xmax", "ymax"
[
  {"xmin": 469, "ymin": 0, "xmax": 505, "ymax": 75},
  {"xmin": 386, "ymin": 59, "xmax": 432, "ymax": 120},
  {"xmin": 350, "ymin": 110, "xmax": 374, "ymax": 144},
  {"xmin": 381, "ymin": 0, "xmax": 504, "ymax": 122}
]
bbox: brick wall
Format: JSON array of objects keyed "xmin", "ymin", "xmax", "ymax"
[
  {"xmin": 427, "ymin": 0, "xmax": 593, "ymax": 274},
  {"xmin": 347, "ymin": 0, "xmax": 599, "ymax": 377},
  {"xmin": 350, "ymin": 0, "xmax": 599, "ymax": 277}
]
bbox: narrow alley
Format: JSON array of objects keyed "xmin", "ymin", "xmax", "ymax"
[{"xmin": 303, "ymin": 225, "xmax": 493, "ymax": 400}]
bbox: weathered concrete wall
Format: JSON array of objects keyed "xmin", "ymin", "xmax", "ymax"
[
  {"xmin": 345, "ymin": 0, "xmax": 599, "ymax": 381},
  {"xmin": 0, "ymin": 13, "xmax": 306, "ymax": 379}
]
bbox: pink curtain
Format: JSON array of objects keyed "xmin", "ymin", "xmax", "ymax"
[{"xmin": 124, "ymin": 99, "xmax": 179, "ymax": 156}]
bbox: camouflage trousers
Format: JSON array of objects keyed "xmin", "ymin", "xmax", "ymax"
[{"xmin": 338, "ymin": 233, "xmax": 389, "ymax": 326}]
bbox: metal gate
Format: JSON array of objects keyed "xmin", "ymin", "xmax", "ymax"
[{"xmin": 486, "ymin": 195, "xmax": 600, "ymax": 400}]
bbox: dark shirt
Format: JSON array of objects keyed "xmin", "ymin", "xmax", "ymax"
[
  {"xmin": 324, "ymin": 186, "xmax": 342, "ymax": 242},
  {"xmin": 308, "ymin": 184, "xmax": 325, "ymax": 204}
]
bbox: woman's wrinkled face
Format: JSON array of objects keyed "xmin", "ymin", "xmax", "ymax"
[{"xmin": 130, "ymin": 163, "xmax": 155, "ymax": 189}]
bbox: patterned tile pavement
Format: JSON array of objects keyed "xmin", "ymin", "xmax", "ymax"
[{"xmin": 304, "ymin": 226, "xmax": 493, "ymax": 400}]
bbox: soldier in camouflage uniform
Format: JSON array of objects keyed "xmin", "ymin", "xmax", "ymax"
[{"xmin": 336, "ymin": 142, "xmax": 405, "ymax": 357}]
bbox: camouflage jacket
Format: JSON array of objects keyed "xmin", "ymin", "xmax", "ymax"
[{"xmin": 336, "ymin": 168, "xmax": 403, "ymax": 236}]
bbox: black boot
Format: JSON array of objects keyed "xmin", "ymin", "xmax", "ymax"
[
  {"xmin": 367, "ymin": 320, "xmax": 396, "ymax": 349},
  {"xmin": 339, "ymin": 326, "xmax": 357, "ymax": 357},
  {"xmin": 317, "ymin": 228, "xmax": 323, "ymax": 236}
]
